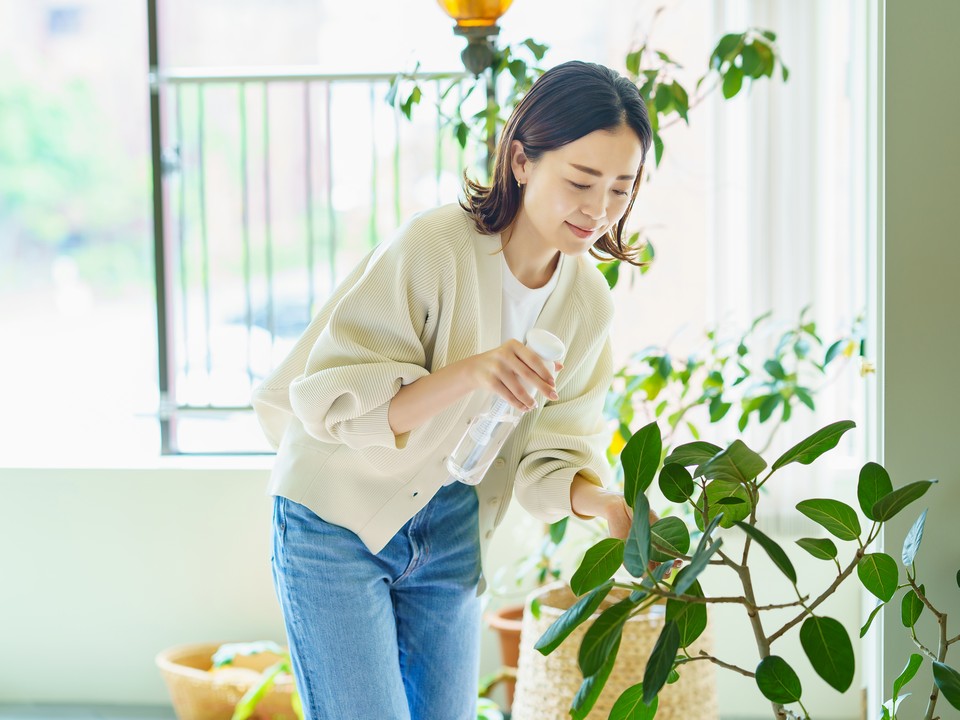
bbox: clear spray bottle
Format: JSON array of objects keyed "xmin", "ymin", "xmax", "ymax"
[{"xmin": 446, "ymin": 328, "xmax": 565, "ymax": 485}]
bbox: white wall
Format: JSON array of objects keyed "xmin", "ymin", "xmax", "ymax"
[{"xmin": 878, "ymin": 1, "xmax": 960, "ymax": 718}]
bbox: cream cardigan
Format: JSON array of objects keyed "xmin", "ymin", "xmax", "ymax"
[{"xmin": 252, "ymin": 203, "xmax": 614, "ymax": 592}]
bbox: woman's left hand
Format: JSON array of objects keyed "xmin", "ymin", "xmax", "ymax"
[{"xmin": 601, "ymin": 493, "xmax": 681, "ymax": 577}]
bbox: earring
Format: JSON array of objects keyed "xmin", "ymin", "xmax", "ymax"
[{"xmin": 517, "ymin": 180, "xmax": 522, "ymax": 189}]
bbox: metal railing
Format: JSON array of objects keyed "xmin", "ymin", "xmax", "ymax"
[{"xmin": 149, "ymin": 63, "xmax": 474, "ymax": 453}]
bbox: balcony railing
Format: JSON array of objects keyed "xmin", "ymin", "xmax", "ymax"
[{"xmin": 150, "ymin": 67, "xmax": 475, "ymax": 453}]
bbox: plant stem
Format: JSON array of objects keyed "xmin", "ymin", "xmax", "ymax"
[
  {"xmin": 909, "ymin": 577, "xmax": 949, "ymax": 720},
  {"xmin": 767, "ymin": 547, "xmax": 864, "ymax": 644},
  {"xmin": 675, "ymin": 650, "xmax": 755, "ymax": 678}
]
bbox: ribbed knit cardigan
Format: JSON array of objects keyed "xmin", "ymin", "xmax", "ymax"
[{"xmin": 252, "ymin": 203, "xmax": 615, "ymax": 592}]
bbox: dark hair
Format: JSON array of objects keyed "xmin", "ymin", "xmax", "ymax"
[{"xmin": 461, "ymin": 60, "xmax": 654, "ymax": 266}]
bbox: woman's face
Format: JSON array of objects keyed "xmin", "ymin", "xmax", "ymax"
[{"xmin": 511, "ymin": 124, "xmax": 645, "ymax": 257}]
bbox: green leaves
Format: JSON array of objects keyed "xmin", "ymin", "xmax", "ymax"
[
  {"xmin": 893, "ymin": 653, "xmax": 924, "ymax": 702},
  {"xmin": 664, "ymin": 441, "xmax": 723, "ymax": 470},
  {"xmin": 535, "ymin": 581, "xmax": 612, "ymax": 656},
  {"xmin": 673, "ymin": 535, "xmax": 722, "ymax": 597},
  {"xmin": 650, "ymin": 517, "xmax": 690, "ymax": 562},
  {"xmin": 755, "ymin": 656, "xmax": 802, "ymax": 704},
  {"xmin": 624, "ymin": 491, "xmax": 652, "ymax": 577},
  {"xmin": 642, "ymin": 620, "xmax": 680, "ymax": 704},
  {"xmin": 872, "ymin": 480, "xmax": 937, "ymax": 521},
  {"xmin": 773, "ymin": 420, "xmax": 856, "ymax": 471},
  {"xmin": 659, "ymin": 463, "xmax": 694, "ymax": 502},
  {"xmin": 860, "ymin": 601, "xmax": 884, "ymax": 638},
  {"xmin": 666, "ymin": 572, "xmax": 707, "ymax": 647},
  {"xmin": 857, "ymin": 553, "xmax": 899, "ymax": 602},
  {"xmin": 901, "ymin": 586, "xmax": 924, "ymax": 628},
  {"xmin": 609, "ymin": 683, "xmax": 658, "ymax": 720},
  {"xmin": 571, "ymin": 635, "xmax": 620, "ymax": 720},
  {"xmin": 901, "ymin": 509, "xmax": 927, "ymax": 568},
  {"xmin": 858, "ymin": 462, "xmax": 893, "ymax": 520},
  {"xmin": 699, "ymin": 439, "xmax": 767, "ymax": 484},
  {"xmin": 795, "ymin": 537, "xmax": 838, "ymax": 561},
  {"xmin": 932, "ymin": 662, "xmax": 960, "ymax": 711},
  {"xmin": 695, "ymin": 479, "xmax": 752, "ymax": 529},
  {"xmin": 799, "ymin": 616, "xmax": 855, "ymax": 692},
  {"xmin": 570, "ymin": 538, "xmax": 625, "ymax": 596},
  {"xmin": 735, "ymin": 521, "xmax": 797, "ymax": 584},
  {"xmin": 621, "ymin": 421, "xmax": 662, "ymax": 508},
  {"xmin": 579, "ymin": 598, "xmax": 633, "ymax": 676},
  {"xmin": 795, "ymin": 499, "xmax": 861, "ymax": 541}
]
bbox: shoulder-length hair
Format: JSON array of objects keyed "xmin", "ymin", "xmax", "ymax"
[{"xmin": 461, "ymin": 60, "xmax": 654, "ymax": 266}]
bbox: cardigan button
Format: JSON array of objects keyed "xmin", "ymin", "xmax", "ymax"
[
  {"xmin": 493, "ymin": 457, "xmax": 505, "ymax": 468},
  {"xmin": 488, "ymin": 496, "xmax": 499, "ymax": 506},
  {"xmin": 485, "ymin": 530, "xmax": 493, "ymax": 539}
]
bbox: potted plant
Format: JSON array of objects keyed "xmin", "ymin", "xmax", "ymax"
[
  {"xmin": 532, "ymin": 419, "xmax": 960, "ymax": 719},
  {"xmin": 155, "ymin": 641, "xmax": 301, "ymax": 720}
]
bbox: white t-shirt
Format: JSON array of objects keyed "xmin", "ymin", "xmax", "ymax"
[{"xmin": 500, "ymin": 251, "xmax": 564, "ymax": 344}]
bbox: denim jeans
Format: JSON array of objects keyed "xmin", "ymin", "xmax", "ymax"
[{"xmin": 270, "ymin": 480, "xmax": 483, "ymax": 720}]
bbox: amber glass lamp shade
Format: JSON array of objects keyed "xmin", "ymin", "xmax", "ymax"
[{"xmin": 436, "ymin": 0, "xmax": 514, "ymax": 28}]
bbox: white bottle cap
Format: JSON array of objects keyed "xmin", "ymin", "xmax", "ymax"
[{"xmin": 525, "ymin": 328, "xmax": 565, "ymax": 362}]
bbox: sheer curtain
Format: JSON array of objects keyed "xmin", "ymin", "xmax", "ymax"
[{"xmin": 706, "ymin": 0, "xmax": 869, "ymax": 531}]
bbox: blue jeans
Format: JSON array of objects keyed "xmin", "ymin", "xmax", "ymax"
[{"xmin": 270, "ymin": 481, "xmax": 483, "ymax": 720}]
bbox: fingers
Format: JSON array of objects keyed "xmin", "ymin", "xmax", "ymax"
[{"xmin": 511, "ymin": 342, "xmax": 560, "ymax": 401}]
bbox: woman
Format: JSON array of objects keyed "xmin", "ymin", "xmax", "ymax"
[{"xmin": 253, "ymin": 60, "xmax": 654, "ymax": 719}]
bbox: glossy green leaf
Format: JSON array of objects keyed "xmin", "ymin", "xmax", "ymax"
[
  {"xmin": 609, "ymin": 683, "xmax": 658, "ymax": 720},
  {"xmin": 901, "ymin": 510, "xmax": 927, "ymax": 567},
  {"xmin": 722, "ymin": 66, "xmax": 743, "ymax": 98},
  {"xmin": 650, "ymin": 517, "xmax": 690, "ymax": 562},
  {"xmin": 699, "ymin": 439, "xmax": 767, "ymax": 485},
  {"xmin": 664, "ymin": 441, "xmax": 723, "ymax": 472},
  {"xmin": 740, "ymin": 43, "xmax": 763, "ymax": 77},
  {"xmin": 696, "ymin": 479, "xmax": 752, "ymax": 529},
  {"xmin": 621, "ymin": 421, "xmax": 662, "ymax": 508},
  {"xmin": 800, "ymin": 616, "xmax": 855, "ymax": 692},
  {"xmin": 624, "ymin": 491, "xmax": 651, "ymax": 577},
  {"xmin": 796, "ymin": 537, "xmax": 838, "ymax": 561},
  {"xmin": 796, "ymin": 499, "xmax": 861, "ymax": 541},
  {"xmin": 858, "ymin": 461, "xmax": 893, "ymax": 521},
  {"xmin": 712, "ymin": 33, "xmax": 742, "ymax": 68},
  {"xmin": 659, "ymin": 463, "xmax": 694, "ymax": 502},
  {"xmin": 860, "ymin": 601, "xmax": 884, "ymax": 638},
  {"xmin": 666, "ymin": 668, "xmax": 680, "ymax": 684},
  {"xmin": 858, "ymin": 553, "xmax": 899, "ymax": 602},
  {"xmin": 872, "ymin": 480, "xmax": 937, "ymax": 521},
  {"xmin": 673, "ymin": 537, "xmax": 722, "ymax": 597},
  {"xmin": 579, "ymin": 598, "xmax": 634, "ymax": 677},
  {"xmin": 642, "ymin": 620, "xmax": 680, "ymax": 704},
  {"xmin": 735, "ymin": 521, "xmax": 797, "ymax": 584},
  {"xmin": 894, "ymin": 653, "xmax": 924, "ymax": 700},
  {"xmin": 773, "ymin": 420, "xmax": 856, "ymax": 471},
  {"xmin": 901, "ymin": 586, "xmax": 924, "ymax": 628},
  {"xmin": 755, "ymin": 656, "xmax": 802, "ymax": 704},
  {"xmin": 570, "ymin": 538, "xmax": 625, "ymax": 596},
  {"xmin": 666, "ymin": 573, "xmax": 707, "ymax": 647},
  {"xmin": 535, "ymin": 581, "xmax": 613, "ymax": 655},
  {"xmin": 932, "ymin": 662, "xmax": 960, "ymax": 710},
  {"xmin": 570, "ymin": 636, "xmax": 620, "ymax": 720},
  {"xmin": 549, "ymin": 517, "xmax": 568, "ymax": 544},
  {"xmin": 715, "ymin": 496, "xmax": 746, "ymax": 505}
]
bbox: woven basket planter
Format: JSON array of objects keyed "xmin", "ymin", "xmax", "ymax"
[
  {"xmin": 511, "ymin": 583, "xmax": 718, "ymax": 720},
  {"xmin": 155, "ymin": 642, "xmax": 298, "ymax": 720}
]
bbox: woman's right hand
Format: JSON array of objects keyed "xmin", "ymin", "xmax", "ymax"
[{"xmin": 463, "ymin": 339, "xmax": 563, "ymax": 412}]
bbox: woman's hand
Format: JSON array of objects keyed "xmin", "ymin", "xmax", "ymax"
[
  {"xmin": 464, "ymin": 339, "xmax": 562, "ymax": 412},
  {"xmin": 599, "ymin": 493, "xmax": 682, "ymax": 577}
]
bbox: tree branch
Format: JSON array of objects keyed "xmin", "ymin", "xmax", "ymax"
[
  {"xmin": 676, "ymin": 650, "xmax": 755, "ymax": 678},
  {"xmin": 767, "ymin": 548, "xmax": 864, "ymax": 644}
]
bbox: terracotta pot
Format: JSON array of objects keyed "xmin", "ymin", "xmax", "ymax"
[{"xmin": 484, "ymin": 603, "xmax": 525, "ymax": 707}]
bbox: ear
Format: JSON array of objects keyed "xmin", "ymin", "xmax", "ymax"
[{"xmin": 509, "ymin": 140, "xmax": 530, "ymax": 184}]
